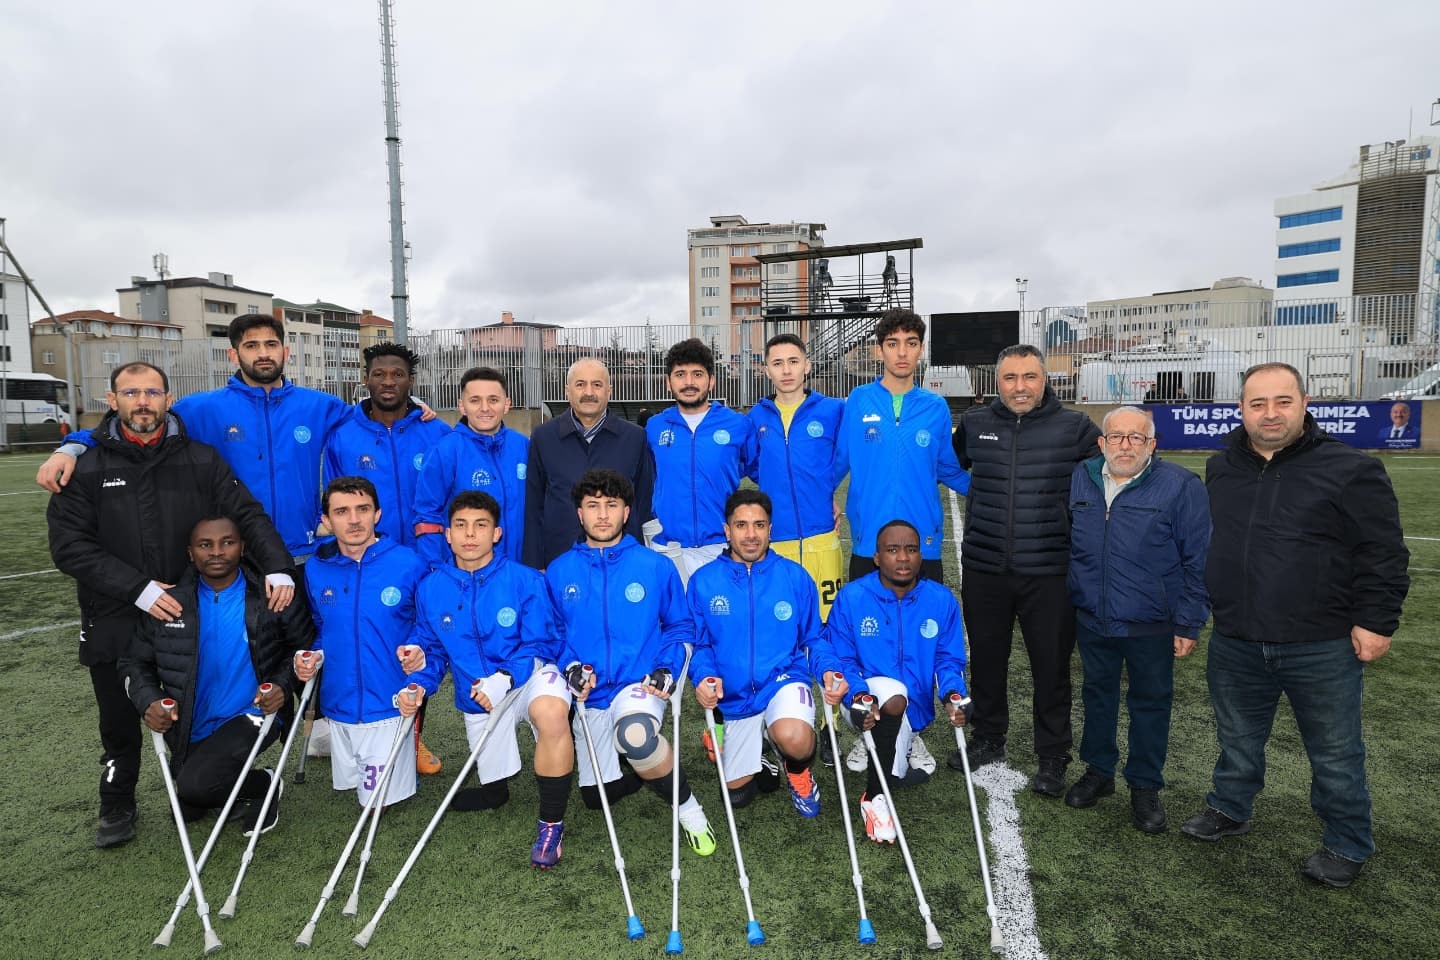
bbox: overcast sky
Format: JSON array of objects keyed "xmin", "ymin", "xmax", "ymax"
[{"xmin": 3, "ymin": 1, "xmax": 1437, "ymax": 331}]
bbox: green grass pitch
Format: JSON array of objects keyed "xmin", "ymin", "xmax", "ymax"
[{"xmin": 1, "ymin": 451, "xmax": 1436, "ymax": 959}]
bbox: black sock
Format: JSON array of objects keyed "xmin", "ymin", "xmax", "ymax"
[
  {"xmin": 645, "ymin": 767, "xmax": 693, "ymax": 806},
  {"xmin": 728, "ymin": 779, "xmax": 759, "ymax": 808},
  {"xmin": 580, "ymin": 768, "xmax": 644, "ymax": 810},
  {"xmin": 536, "ymin": 772, "xmax": 572, "ymax": 823},
  {"xmin": 452, "ymin": 778, "xmax": 510, "ymax": 812},
  {"xmin": 865, "ymin": 714, "xmax": 903, "ymax": 797},
  {"xmin": 783, "ymin": 750, "xmax": 815, "ymax": 775}
]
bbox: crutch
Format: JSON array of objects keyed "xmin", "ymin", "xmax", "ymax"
[
  {"xmin": 855, "ymin": 693, "xmax": 942, "ymax": 950},
  {"xmin": 220, "ymin": 673, "xmax": 317, "ymax": 918},
  {"xmin": 295, "ymin": 685, "xmax": 419, "ymax": 948},
  {"xmin": 665, "ymin": 645, "xmax": 694, "ymax": 955},
  {"xmin": 824, "ymin": 674, "xmax": 875, "ymax": 944},
  {"xmin": 948, "ymin": 693, "xmax": 1003, "ymax": 953},
  {"xmin": 150, "ymin": 700, "xmax": 222, "ymax": 955},
  {"xmin": 293, "ymin": 653, "xmax": 323, "ymax": 784},
  {"xmin": 573, "ymin": 665, "xmax": 645, "ymax": 940},
  {"xmin": 702, "ymin": 678, "xmax": 765, "ymax": 947},
  {"xmin": 154, "ymin": 687, "xmax": 277, "ymax": 946},
  {"xmin": 353, "ymin": 682, "xmax": 525, "ymax": 948}
]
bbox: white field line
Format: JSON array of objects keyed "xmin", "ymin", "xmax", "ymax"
[
  {"xmin": 0, "ymin": 491, "xmax": 48, "ymax": 496},
  {"xmin": 1405, "ymin": 536, "xmax": 1440, "ymax": 542},
  {"xmin": 948, "ymin": 486, "xmax": 1047, "ymax": 960},
  {"xmin": 0, "ymin": 621, "xmax": 79, "ymax": 641},
  {"xmin": 0, "ymin": 568, "xmax": 60, "ymax": 581}
]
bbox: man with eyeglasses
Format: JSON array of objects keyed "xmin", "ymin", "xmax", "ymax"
[
  {"xmin": 1063, "ymin": 406, "xmax": 1210, "ymax": 833},
  {"xmin": 47, "ymin": 362, "xmax": 293, "ymax": 849}
]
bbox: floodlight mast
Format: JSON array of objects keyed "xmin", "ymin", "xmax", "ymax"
[{"xmin": 380, "ymin": 0, "xmax": 410, "ymax": 344}]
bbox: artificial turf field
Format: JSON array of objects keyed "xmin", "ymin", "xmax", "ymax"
[{"xmin": 0, "ymin": 450, "xmax": 1436, "ymax": 960}]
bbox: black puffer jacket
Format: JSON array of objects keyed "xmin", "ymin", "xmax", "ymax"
[
  {"xmin": 120, "ymin": 565, "xmax": 316, "ymax": 763},
  {"xmin": 1205, "ymin": 417, "xmax": 1408, "ymax": 643},
  {"xmin": 953, "ymin": 388, "xmax": 1101, "ymax": 576},
  {"xmin": 47, "ymin": 411, "xmax": 292, "ymax": 665}
]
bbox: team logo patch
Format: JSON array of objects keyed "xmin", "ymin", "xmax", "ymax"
[
  {"xmin": 658, "ymin": 429, "xmax": 676, "ymax": 447},
  {"xmin": 864, "ymin": 426, "xmax": 881, "ymax": 443},
  {"xmin": 496, "ymin": 606, "xmax": 517, "ymax": 628},
  {"xmin": 319, "ymin": 587, "xmax": 338, "ymax": 605},
  {"xmin": 380, "ymin": 586, "xmax": 402, "ymax": 607},
  {"xmin": 920, "ymin": 618, "xmax": 939, "ymax": 639},
  {"xmin": 563, "ymin": 583, "xmax": 581, "ymax": 603},
  {"xmin": 439, "ymin": 613, "xmax": 455, "ymax": 632},
  {"xmin": 915, "ymin": 429, "xmax": 932, "ymax": 448},
  {"xmin": 413, "ymin": 453, "xmax": 425, "ymax": 470},
  {"xmin": 806, "ymin": 420, "xmax": 824, "ymax": 438},
  {"xmin": 862, "ymin": 413, "xmax": 882, "ymax": 423},
  {"xmin": 624, "ymin": 582, "xmax": 646, "ymax": 603},
  {"xmin": 859, "ymin": 615, "xmax": 880, "ymax": 638},
  {"xmin": 979, "ymin": 432, "xmax": 999, "ymax": 441},
  {"xmin": 773, "ymin": 601, "xmax": 793, "ymax": 621},
  {"xmin": 712, "ymin": 429, "xmax": 731, "ymax": 445},
  {"xmin": 294, "ymin": 426, "xmax": 313, "ymax": 444},
  {"xmin": 357, "ymin": 454, "xmax": 378, "ymax": 471},
  {"xmin": 516, "ymin": 463, "xmax": 527, "ymax": 480},
  {"xmin": 471, "ymin": 468, "xmax": 493, "ymax": 487},
  {"xmin": 757, "ymin": 425, "xmax": 768, "ymax": 439},
  {"xmin": 224, "ymin": 424, "xmax": 245, "ymax": 442},
  {"xmin": 709, "ymin": 595, "xmax": 731, "ymax": 616}
]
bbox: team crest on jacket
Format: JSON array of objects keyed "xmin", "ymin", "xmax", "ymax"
[
  {"xmin": 516, "ymin": 463, "xmax": 527, "ymax": 480},
  {"xmin": 439, "ymin": 613, "xmax": 455, "ymax": 632},
  {"xmin": 497, "ymin": 606, "xmax": 517, "ymax": 627},
  {"xmin": 860, "ymin": 615, "xmax": 880, "ymax": 637},
  {"xmin": 864, "ymin": 426, "xmax": 881, "ymax": 443},
  {"xmin": 471, "ymin": 468, "xmax": 493, "ymax": 487},
  {"xmin": 806, "ymin": 420, "xmax": 824, "ymax": 438},
  {"xmin": 625, "ymin": 582, "xmax": 646, "ymax": 603},
  {"xmin": 920, "ymin": 618, "xmax": 939, "ymax": 639},
  {"xmin": 412, "ymin": 453, "xmax": 425, "ymax": 470},
  {"xmin": 319, "ymin": 586, "xmax": 337, "ymax": 605},
  {"xmin": 294, "ymin": 426, "xmax": 313, "ymax": 444},
  {"xmin": 915, "ymin": 429, "xmax": 932, "ymax": 448},
  {"xmin": 357, "ymin": 454, "xmax": 378, "ymax": 471},
  {"xmin": 380, "ymin": 586, "xmax": 402, "ymax": 607},
  {"xmin": 709, "ymin": 595, "xmax": 731, "ymax": 616},
  {"xmin": 712, "ymin": 429, "xmax": 731, "ymax": 445},
  {"xmin": 224, "ymin": 424, "xmax": 245, "ymax": 442},
  {"xmin": 773, "ymin": 601, "xmax": 793, "ymax": 621},
  {"xmin": 563, "ymin": 583, "xmax": 580, "ymax": 602},
  {"xmin": 658, "ymin": 429, "xmax": 676, "ymax": 447}
]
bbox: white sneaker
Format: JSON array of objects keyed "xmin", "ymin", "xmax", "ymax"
[
  {"xmin": 845, "ymin": 737, "xmax": 869, "ymax": 772},
  {"xmin": 860, "ymin": 794, "xmax": 897, "ymax": 844},
  {"xmin": 908, "ymin": 736, "xmax": 936, "ymax": 775},
  {"xmin": 306, "ymin": 718, "xmax": 332, "ymax": 758}
]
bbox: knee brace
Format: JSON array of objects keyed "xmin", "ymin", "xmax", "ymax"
[{"xmin": 614, "ymin": 712, "xmax": 668, "ymax": 773}]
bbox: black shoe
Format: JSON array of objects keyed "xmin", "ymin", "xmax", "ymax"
[
  {"xmin": 1130, "ymin": 788, "xmax": 1167, "ymax": 833},
  {"xmin": 1180, "ymin": 807, "xmax": 1251, "ymax": 841},
  {"xmin": 947, "ymin": 737, "xmax": 1006, "ymax": 771},
  {"xmin": 1064, "ymin": 768, "xmax": 1115, "ymax": 808},
  {"xmin": 819, "ymin": 734, "xmax": 835, "ymax": 768},
  {"xmin": 241, "ymin": 772, "xmax": 282, "ymax": 837},
  {"xmin": 1031, "ymin": 757, "xmax": 1069, "ymax": 798},
  {"xmin": 96, "ymin": 807, "xmax": 137, "ymax": 849},
  {"xmin": 1302, "ymin": 848, "xmax": 1365, "ymax": 889}
]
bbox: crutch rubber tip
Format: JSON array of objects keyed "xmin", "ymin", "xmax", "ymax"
[
  {"xmin": 341, "ymin": 895, "xmax": 358, "ymax": 917},
  {"xmin": 293, "ymin": 771, "xmax": 306, "ymax": 784},
  {"xmin": 152, "ymin": 926, "xmax": 174, "ymax": 948},
  {"xmin": 627, "ymin": 915, "xmax": 646, "ymax": 940},
  {"xmin": 219, "ymin": 896, "xmax": 237, "ymax": 920},
  {"xmin": 665, "ymin": 930, "xmax": 683, "ymax": 954},
  {"xmin": 203, "ymin": 929, "xmax": 222, "ymax": 954},
  {"xmin": 746, "ymin": 921, "xmax": 765, "ymax": 946},
  {"xmin": 353, "ymin": 926, "xmax": 376, "ymax": 949},
  {"xmin": 858, "ymin": 918, "xmax": 876, "ymax": 944},
  {"xmin": 990, "ymin": 925, "xmax": 1004, "ymax": 952},
  {"xmin": 295, "ymin": 925, "xmax": 315, "ymax": 948},
  {"xmin": 925, "ymin": 921, "xmax": 943, "ymax": 950}
]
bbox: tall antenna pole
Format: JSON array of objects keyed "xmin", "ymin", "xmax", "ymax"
[{"xmin": 379, "ymin": 0, "xmax": 410, "ymax": 344}]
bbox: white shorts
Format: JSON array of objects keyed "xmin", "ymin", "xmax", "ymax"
[
  {"xmin": 461, "ymin": 663, "xmax": 573, "ymax": 785},
  {"xmin": 844, "ymin": 676, "xmax": 914, "ymax": 780},
  {"xmin": 571, "ymin": 682, "xmax": 671, "ymax": 788},
  {"xmin": 715, "ymin": 681, "xmax": 816, "ymax": 779},
  {"xmin": 649, "ymin": 541, "xmax": 724, "ymax": 589},
  {"xmin": 331, "ymin": 716, "xmax": 418, "ymax": 808}
]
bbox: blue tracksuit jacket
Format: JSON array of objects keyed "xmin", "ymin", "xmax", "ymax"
[
  {"xmin": 545, "ymin": 535, "xmax": 693, "ymax": 711},
  {"xmin": 323, "ymin": 401, "xmax": 451, "ymax": 548},
  {"xmin": 687, "ymin": 551, "xmax": 821, "ymax": 719},
  {"xmin": 815, "ymin": 573, "xmax": 967, "ymax": 732},
  {"xmin": 412, "ymin": 422, "xmax": 529, "ymax": 567},
  {"xmin": 834, "ymin": 380, "xmax": 970, "ymax": 560},
  {"xmin": 747, "ymin": 390, "xmax": 845, "ymax": 542},
  {"xmin": 646, "ymin": 404, "xmax": 757, "ymax": 548},
  {"xmin": 304, "ymin": 536, "xmax": 435, "ymax": 723},
  {"xmin": 1067, "ymin": 455, "xmax": 1212, "ymax": 640},
  {"xmin": 408, "ymin": 555, "xmax": 557, "ymax": 713}
]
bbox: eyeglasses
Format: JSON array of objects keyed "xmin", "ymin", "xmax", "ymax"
[
  {"xmin": 117, "ymin": 388, "xmax": 166, "ymax": 400},
  {"xmin": 1104, "ymin": 432, "xmax": 1153, "ymax": 446}
]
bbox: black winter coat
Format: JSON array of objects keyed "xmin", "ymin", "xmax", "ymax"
[
  {"xmin": 47, "ymin": 411, "xmax": 292, "ymax": 665},
  {"xmin": 953, "ymin": 388, "xmax": 1102, "ymax": 576},
  {"xmin": 119, "ymin": 565, "xmax": 316, "ymax": 764},
  {"xmin": 1205, "ymin": 417, "xmax": 1409, "ymax": 643}
]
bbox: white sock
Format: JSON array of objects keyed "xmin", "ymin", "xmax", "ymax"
[{"xmin": 678, "ymin": 795, "xmax": 706, "ymax": 831}]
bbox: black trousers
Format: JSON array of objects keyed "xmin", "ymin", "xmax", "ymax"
[
  {"xmin": 176, "ymin": 715, "xmax": 281, "ymax": 813},
  {"xmin": 848, "ymin": 555, "xmax": 946, "ymax": 584},
  {"xmin": 961, "ymin": 570, "xmax": 1076, "ymax": 759},
  {"xmin": 90, "ymin": 660, "xmax": 142, "ymax": 813}
]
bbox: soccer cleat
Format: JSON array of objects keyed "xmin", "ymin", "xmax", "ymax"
[
  {"xmin": 416, "ymin": 739, "xmax": 442, "ymax": 776},
  {"xmin": 95, "ymin": 807, "xmax": 137, "ymax": 849},
  {"xmin": 701, "ymin": 723, "xmax": 724, "ymax": 763},
  {"xmin": 683, "ymin": 820, "xmax": 717, "ymax": 857},
  {"xmin": 786, "ymin": 767, "xmax": 821, "ymax": 818},
  {"xmin": 845, "ymin": 738, "xmax": 869, "ymax": 772},
  {"xmin": 907, "ymin": 736, "xmax": 937, "ymax": 775},
  {"xmin": 860, "ymin": 794, "xmax": 896, "ymax": 844},
  {"xmin": 531, "ymin": 820, "xmax": 564, "ymax": 868},
  {"xmin": 241, "ymin": 772, "xmax": 282, "ymax": 837},
  {"xmin": 306, "ymin": 717, "xmax": 332, "ymax": 758}
]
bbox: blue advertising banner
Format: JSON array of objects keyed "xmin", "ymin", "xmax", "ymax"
[{"xmin": 1149, "ymin": 400, "xmax": 1422, "ymax": 451}]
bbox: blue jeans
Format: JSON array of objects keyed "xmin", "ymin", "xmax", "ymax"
[
  {"xmin": 1076, "ymin": 623, "xmax": 1175, "ymax": 789},
  {"xmin": 1205, "ymin": 630, "xmax": 1373, "ymax": 862}
]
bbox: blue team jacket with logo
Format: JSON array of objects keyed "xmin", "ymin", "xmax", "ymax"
[
  {"xmin": 545, "ymin": 535, "xmax": 693, "ymax": 711},
  {"xmin": 687, "ymin": 551, "xmax": 821, "ymax": 719},
  {"xmin": 408, "ymin": 555, "xmax": 557, "ymax": 714},
  {"xmin": 814, "ymin": 572, "xmax": 967, "ymax": 732},
  {"xmin": 412, "ymin": 423, "xmax": 529, "ymax": 567},
  {"xmin": 834, "ymin": 380, "xmax": 971, "ymax": 560},
  {"xmin": 305, "ymin": 536, "xmax": 433, "ymax": 723},
  {"xmin": 747, "ymin": 390, "xmax": 845, "ymax": 542},
  {"xmin": 646, "ymin": 404, "xmax": 757, "ymax": 548},
  {"xmin": 323, "ymin": 402, "xmax": 452, "ymax": 548}
]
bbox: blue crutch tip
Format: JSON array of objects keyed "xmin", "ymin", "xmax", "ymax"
[
  {"xmin": 627, "ymin": 916, "xmax": 646, "ymax": 940},
  {"xmin": 746, "ymin": 921, "xmax": 766, "ymax": 946},
  {"xmin": 665, "ymin": 930, "xmax": 684, "ymax": 954},
  {"xmin": 858, "ymin": 918, "xmax": 876, "ymax": 944}
]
